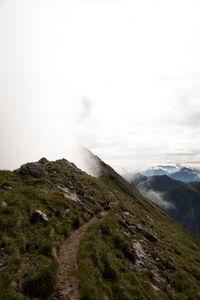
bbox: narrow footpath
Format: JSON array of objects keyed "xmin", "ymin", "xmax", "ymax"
[{"xmin": 51, "ymin": 201, "xmax": 118, "ymax": 300}]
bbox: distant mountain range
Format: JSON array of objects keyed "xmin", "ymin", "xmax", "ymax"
[
  {"xmin": 141, "ymin": 165, "xmax": 178, "ymax": 177},
  {"xmin": 129, "ymin": 173, "xmax": 200, "ymax": 236},
  {"xmin": 141, "ymin": 165, "xmax": 200, "ymax": 183}
]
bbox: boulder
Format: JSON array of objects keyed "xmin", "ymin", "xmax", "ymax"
[
  {"xmin": 136, "ymin": 225, "xmax": 158, "ymax": 242},
  {"xmin": 38, "ymin": 157, "xmax": 49, "ymax": 164},
  {"xmin": 58, "ymin": 186, "xmax": 82, "ymax": 204},
  {"xmin": 20, "ymin": 162, "xmax": 46, "ymax": 178},
  {"xmin": 30, "ymin": 210, "xmax": 48, "ymax": 224},
  {"xmin": 151, "ymin": 272, "xmax": 165, "ymax": 286},
  {"xmin": 1, "ymin": 183, "xmax": 12, "ymax": 190}
]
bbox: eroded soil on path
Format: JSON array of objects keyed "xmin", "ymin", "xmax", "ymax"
[{"xmin": 51, "ymin": 202, "xmax": 118, "ymax": 300}]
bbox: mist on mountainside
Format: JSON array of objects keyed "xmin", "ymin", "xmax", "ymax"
[
  {"xmin": 126, "ymin": 173, "xmax": 176, "ymax": 210},
  {"xmin": 127, "ymin": 172, "xmax": 200, "ymax": 237}
]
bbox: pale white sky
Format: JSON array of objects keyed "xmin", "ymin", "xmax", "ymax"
[{"xmin": 1, "ymin": 0, "xmax": 200, "ymax": 173}]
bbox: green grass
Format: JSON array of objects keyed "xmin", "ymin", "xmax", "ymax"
[
  {"xmin": 0, "ymin": 159, "xmax": 116, "ymax": 299},
  {"xmin": 78, "ymin": 161, "xmax": 200, "ymax": 300},
  {"xmin": 1, "ymin": 157, "xmax": 200, "ymax": 299}
]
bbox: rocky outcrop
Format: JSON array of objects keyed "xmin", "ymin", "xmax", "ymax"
[
  {"xmin": 136, "ymin": 225, "xmax": 158, "ymax": 242},
  {"xmin": 83, "ymin": 195, "xmax": 96, "ymax": 204},
  {"xmin": 133, "ymin": 240, "xmax": 152, "ymax": 270},
  {"xmin": 38, "ymin": 157, "xmax": 49, "ymax": 164},
  {"xmin": 58, "ymin": 186, "xmax": 82, "ymax": 204},
  {"xmin": 20, "ymin": 162, "xmax": 46, "ymax": 178}
]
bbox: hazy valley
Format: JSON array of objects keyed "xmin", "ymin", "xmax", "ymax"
[{"xmin": 128, "ymin": 168, "xmax": 200, "ymax": 237}]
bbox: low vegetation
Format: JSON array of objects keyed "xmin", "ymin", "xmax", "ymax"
[
  {"xmin": 0, "ymin": 156, "xmax": 200, "ymax": 299},
  {"xmin": 79, "ymin": 162, "xmax": 200, "ymax": 300},
  {"xmin": 0, "ymin": 158, "xmax": 114, "ymax": 299}
]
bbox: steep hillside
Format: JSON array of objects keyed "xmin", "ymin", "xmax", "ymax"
[
  {"xmin": 129, "ymin": 173, "xmax": 200, "ymax": 237},
  {"xmin": 0, "ymin": 156, "xmax": 200, "ymax": 299},
  {"xmin": 166, "ymin": 182, "xmax": 200, "ymax": 237},
  {"xmin": 79, "ymin": 161, "xmax": 200, "ymax": 299},
  {"xmin": 0, "ymin": 158, "xmax": 116, "ymax": 299}
]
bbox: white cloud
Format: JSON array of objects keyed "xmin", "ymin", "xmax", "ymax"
[
  {"xmin": 141, "ymin": 189, "xmax": 176, "ymax": 210},
  {"xmin": 1, "ymin": 0, "xmax": 200, "ymax": 173}
]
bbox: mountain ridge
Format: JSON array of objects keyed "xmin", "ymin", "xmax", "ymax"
[
  {"xmin": 140, "ymin": 165, "xmax": 200, "ymax": 183},
  {"xmin": 1, "ymin": 155, "xmax": 200, "ymax": 299}
]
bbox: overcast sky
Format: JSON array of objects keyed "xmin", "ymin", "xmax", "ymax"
[{"xmin": 1, "ymin": 0, "xmax": 200, "ymax": 173}]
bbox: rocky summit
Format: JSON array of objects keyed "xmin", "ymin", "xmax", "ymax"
[{"xmin": 0, "ymin": 155, "xmax": 200, "ymax": 299}]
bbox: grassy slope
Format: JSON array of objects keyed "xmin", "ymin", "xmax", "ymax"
[
  {"xmin": 0, "ymin": 157, "xmax": 200, "ymax": 299},
  {"xmin": 79, "ymin": 162, "xmax": 200, "ymax": 300},
  {"xmin": 166, "ymin": 182, "xmax": 200, "ymax": 236},
  {"xmin": 132, "ymin": 174, "xmax": 200, "ymax": 237},
  {"xmin": 166, "ymin": 183, "xmax": 200, "ymax": 215},
  {"xmin": 0, "ymin": 159, "xmax": 115, "ymax": 299}
]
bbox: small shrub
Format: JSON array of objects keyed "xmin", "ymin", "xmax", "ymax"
[
  {"xmin": 39, "ymin": 243, "xmax": 53, "ymax": 256},
  {"xmin": 100, "ymin": 223, "xmax": 111, "ymax": 235}
]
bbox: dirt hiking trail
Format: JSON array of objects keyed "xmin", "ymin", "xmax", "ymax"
[{"xmin": 51, "ymin": 201, "xmax": 118, "ymax": 300}]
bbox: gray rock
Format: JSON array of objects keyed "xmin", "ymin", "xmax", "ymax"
[
  {"xmin": 38, "ymin": 157, "xmax": 49, "ymax": 164},
  {"xmin": 1, "ymin": 201, "xmax": 7, "ymax": 208},
  {"xmin": 1, "ymin": 184, "xmax": 12, "ymax": 190},
  {"xmin": 123, "ymin": 211, "xmax": 133, "ymax": 217},
  {"xmin": 30, "ymin": 210, "xmax": 48, "ymax": 224},
  {"xmin": 49, "ymin": 170, "xmax": 57, "ymax": 177},
  {"xmin": 65, "ymin": 180, "xmax": 73, "ymax": 190},
  {"xmin": 60, "ymin": 159, "xmax": 82, "ymax": 173},
  {"xmin": 84, "ymin": 195, "xmax": 96, "ymax": 204},
  {"xmin": 53, "ymin": 178, "xmax": 65, "ymax": 185},
  {"xmin": 151, "ymin": 272, "xmax": 165, "ymax": 286},
  {"xmin": 133, "ymin": 240, "xmax": 152, "ymax": 269},
  {"xmin": 136, "ymin": 224, "xmax": 158, "ymax": 242},
  {"xmin": 58, "ymin": 186, "xmax": 82, "ymax": 204},
  {"xmin": 20, "ymin": 162, "xmax": 46, "ymax": 178}
]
